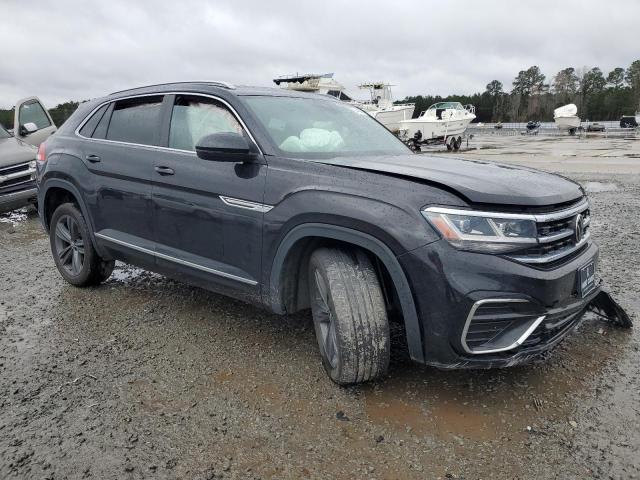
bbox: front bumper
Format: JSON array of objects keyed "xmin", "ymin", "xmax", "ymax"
[
  {"xmin": 0, "ymin": 186, "xmax": 37, "ymax": 214},
  {"xmin": 399, "ymin": 238, "xmax": 601, "ymax": 368}
]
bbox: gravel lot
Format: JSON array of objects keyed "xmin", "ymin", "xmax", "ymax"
[{"xmin": 1, "ymin": 135, "xmax": 639, "ymax": 479}]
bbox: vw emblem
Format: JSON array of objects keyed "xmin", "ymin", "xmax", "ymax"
[{"xmin": 574, "ymin": 214, "xmax": 584, "ymax": 243}]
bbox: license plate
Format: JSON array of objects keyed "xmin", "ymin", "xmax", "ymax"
[{"xmin": 579, "ymin": 261, "xmax": 596, "ymax": 297}]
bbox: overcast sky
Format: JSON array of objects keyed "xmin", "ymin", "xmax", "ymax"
[{"xmin": 1, "ymin": 0, "xmax": 638, "ymax": 109}]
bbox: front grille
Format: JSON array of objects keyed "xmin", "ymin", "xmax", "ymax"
[
  {"xmin": 0, "ymin": 162, "xmax": 30, "ymax": 176},
  {"xmin": 506, "ymin": 199, "xmax": 591, "ymax": 266},
  {"xmin": 0, "ymin": 162, "xmax": 35, "ymax": 195}
]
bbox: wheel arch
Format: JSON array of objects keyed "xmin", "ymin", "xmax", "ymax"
[
  {"xmin": 268, "ymin": 223, "xmax": 424, "ymax": 363},
  {"xmin": 40, "ymin": 178, "xmax": 107, "ymax": 258}
]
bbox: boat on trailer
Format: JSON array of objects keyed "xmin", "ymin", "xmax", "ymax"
[
  {"xmin": 554, "ymin": 104, "xmax": 581, "ymax": 134},
  {"xmin": 398, "ymin": 101, "xmax": 476, "ymax": 150},
  {"xmin": 356, "ymin": 83, "xmax": 415, "ymax": 133}
]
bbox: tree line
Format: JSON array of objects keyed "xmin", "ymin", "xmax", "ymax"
[
  {"xmin": 2, "ymin": 60, "xmax": 639, "ymax": 128},
  {"xmin": 400, "ymin": 60, "xmax": 640, "ymax": 123}
]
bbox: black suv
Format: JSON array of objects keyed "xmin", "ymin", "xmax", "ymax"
[{"xmin": 37, "ymin": 81, "xmax": 601, "ymax": 385}]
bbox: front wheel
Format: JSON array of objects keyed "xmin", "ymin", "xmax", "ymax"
[
  {"xmin": 308, "ymin": 248, "xmax": 390, "ymax": 385},
  {"xmin": 50, "ymin": 203, "xmax": 114, "ymax": 287}
]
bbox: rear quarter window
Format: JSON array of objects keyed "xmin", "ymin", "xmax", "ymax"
[{"xmin": 78, "ymin": 104, "xmax": 109, "ymax": 138}]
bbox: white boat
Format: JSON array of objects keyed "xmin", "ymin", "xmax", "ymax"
[
  {"xmin": 554, "ymin": 104, "xmax": 581, "ymax": 133},
  {"xmin": 357, "ymin": 83, "xmax": 415, "ymax": 133},
  {"xmin": 398, "ymin": 102, "xmax": 476, "ymax": 142},
  {"xmin": 273, "ymin": 73, "xmax": 354, "ymax": 101},
  {"xmin": 272, "ymin": 74, "xmax": 414, "ymax": 133}
]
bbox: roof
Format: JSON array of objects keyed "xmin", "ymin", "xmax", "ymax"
[{"xmin": 105, "ymin": 81, "xmax": 329, "ymax": 99}]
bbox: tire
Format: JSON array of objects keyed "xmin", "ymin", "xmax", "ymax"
[
  {"xmin": 308, "ymin": 247, "xmax": 390, "ymax": 385},
  {"xmin": 50, "ymin": 202, "xmax": 115, "ymax": 287},
  {"xmin": 446, "ymin": 138, "xmax": 453, "ymax": 151},
  {"xmin": 454, "ymin": 136, "xmax": 462, "ymax": 150}
]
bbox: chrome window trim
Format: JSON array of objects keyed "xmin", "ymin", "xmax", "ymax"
[
  {"xmin": 94, "ymin": 232, "xmax": 257, "ymax": 286},
  {"xmin": 461, "ymin": 298, "xmax": 546, "ymax": 355},
  {"xmin": 219, "ymin": 195, "xmax": 273, "ymax": 213},
  {"xmin": 74, "ymin": 91, "xmax": 263, "ymax": 156}
]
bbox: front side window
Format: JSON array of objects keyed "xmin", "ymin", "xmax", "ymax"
[
  {"xmin": 169, "ymin": 95, "xmax": 243, "ymax": 151},
  {"xmin": 19, "ymin": 100, "xmax": 51, "ymax": 130},
  {"xmin": 106, "ymin": 96, "xmax": 163, "ymax": 145},
  {"xmin": 243, "ymin": 96, "xmax": 410, "ymax": 158}
]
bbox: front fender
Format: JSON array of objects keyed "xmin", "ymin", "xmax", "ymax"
[{"xmin": 268, "ymin": 223, "xmax": 425, "ymax": 363}]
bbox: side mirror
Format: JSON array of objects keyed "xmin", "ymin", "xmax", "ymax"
[
  {"xmin": 195, "ymin": 132, "xmax": 256, "ymax": 162},
  {"xmin": 20, "ymin": 122, "xmax": 38, "ymax": 135}
]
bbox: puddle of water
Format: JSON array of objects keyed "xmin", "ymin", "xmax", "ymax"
[{"xmin": 583, "ymin": 181, "xmax": 619, "ymax": 193}]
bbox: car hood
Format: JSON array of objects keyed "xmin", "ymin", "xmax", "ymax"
[
  {"xmin": 0, "ymin": 136, "xmax": 37, "ymax": 168},
  {"xmin": 316, "ymin": 154, "xmax": 583, "ymax": 206}
]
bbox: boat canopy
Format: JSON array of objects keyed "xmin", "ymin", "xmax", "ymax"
[{"xmin": 554, "ymin": 104, "xmax": 578, "ymax": 117}]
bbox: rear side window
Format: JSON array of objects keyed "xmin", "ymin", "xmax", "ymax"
[
  {"xmin": 19, "ymin": 100, "xmax": 51, "ymax": 130},
  {"xmin": 106, "ymin": 96, "xmax": 164, "ymax": 145},
  {"xmin": 169, "ymin": 95, "xmax": 243, "ymax": 151},
  {"xmin": 78, "ymin": 104, "xmax": 109, "ymax": 138}
]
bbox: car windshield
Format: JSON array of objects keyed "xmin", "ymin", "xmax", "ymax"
[
  {"xmin": 242, "ymin": 96, "xmax": 410, "ymax": 158},
  {"xmin": 0, "ymin": 125, "xmax": 10, "ymax": 139}
]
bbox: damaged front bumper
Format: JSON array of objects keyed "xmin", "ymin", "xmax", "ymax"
[
  {"xmin": 430, "ymin": 286, "xmax": 631, "ymax": 370},
  {"xmin": 401, "ymin": 239, "xmax": 632, "ymax": 369}
]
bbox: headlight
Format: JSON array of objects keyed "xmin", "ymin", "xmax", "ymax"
[{"xmin": 422, "ymin": 206, "xmax": 538, "ymax": 253}]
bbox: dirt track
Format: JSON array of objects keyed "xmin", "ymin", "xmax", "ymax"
[{"xmin": 1, "ymin": 135, "xmax": 639, "ymax": 479}]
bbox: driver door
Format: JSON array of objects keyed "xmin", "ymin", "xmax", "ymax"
[{"xmin": 13, "ymin": 97, "xmax": 57, "ymax": 146}]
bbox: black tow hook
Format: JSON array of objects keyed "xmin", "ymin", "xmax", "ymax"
[{"xmin": 587, "ymin": 291, "xmax": 633, "ymax": 328}]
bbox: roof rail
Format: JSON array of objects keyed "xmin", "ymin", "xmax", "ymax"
[{"xmin": 109, "ymin": 80, "xmax": 236, "ymax": 95}]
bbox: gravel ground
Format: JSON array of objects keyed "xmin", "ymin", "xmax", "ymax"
[{"xmin": 1, "ymin": 135, "xmax": 639, "ymax": 479}]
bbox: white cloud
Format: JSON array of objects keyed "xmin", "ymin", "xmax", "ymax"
[{"xmin": 0, "ymin": 0, "xmax": 638, "ymax": 108}]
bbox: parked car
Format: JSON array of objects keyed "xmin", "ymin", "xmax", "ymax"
[
  {"xmin": 36, "ymin": 82, "xmax": 615, "ymax": 385},
  {"xmin": 11, "ymin": 96, "xmax": 57, "ymax": 147},
  {"xmin": 0, "ymin": 123, "xmax": 38, "ymax": 214},
  {"xmin": 586, "ymin": 123, "xmax": 606, "ymax": 132},
  {"xmin": 620, "ymin": 116, "xmax": 638, "ymax": 128}
]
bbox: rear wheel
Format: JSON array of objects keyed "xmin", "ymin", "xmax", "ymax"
[
  {"xmin": 454, "ymin": 136, "xmax": 462, "ymax": 150},
  {"xmin": 446, "ymin": 137, "xmax": 454, "ymax": 151},
  {"xmin": 50, "ymin": 203, "xmax": 114, "ymax": 287},
  {"xmin": 308, "ymin": 247, "xmax": 390, "ymax": 385}
]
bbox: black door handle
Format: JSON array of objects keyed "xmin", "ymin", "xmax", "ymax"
[
  {"xmin": 154, "ymin": 166, "xmax": 175, "ymax": 176},
  {"xmin": 85, "ymin": 154, "xmax": 101, "ymax": 163}
]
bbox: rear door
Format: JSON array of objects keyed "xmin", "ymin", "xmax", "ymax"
[
  {"xmin": 13, "ymin": 97, "xmax": 56, "ymax": 146},
  {"xmin": 79, "ymin": 95, "xmax": 163, "ymax": 261},
  {"xmin": 151, "ymin": 93, "xmax": 267, "ymax": 299}
]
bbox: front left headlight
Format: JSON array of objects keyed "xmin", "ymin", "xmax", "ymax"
[{"xmin": 422, "ymin": 206, "xmax": 538, "ymax": 253}]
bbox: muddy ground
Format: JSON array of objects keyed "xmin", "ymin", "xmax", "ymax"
[{"xmin": 1, "ymin": 135, "xmax": 639, "ymax": 479}]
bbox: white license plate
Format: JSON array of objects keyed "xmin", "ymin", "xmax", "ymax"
[{"xmin": 579, "ymin": 261, "xmax": 596, "ymax": 297}]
